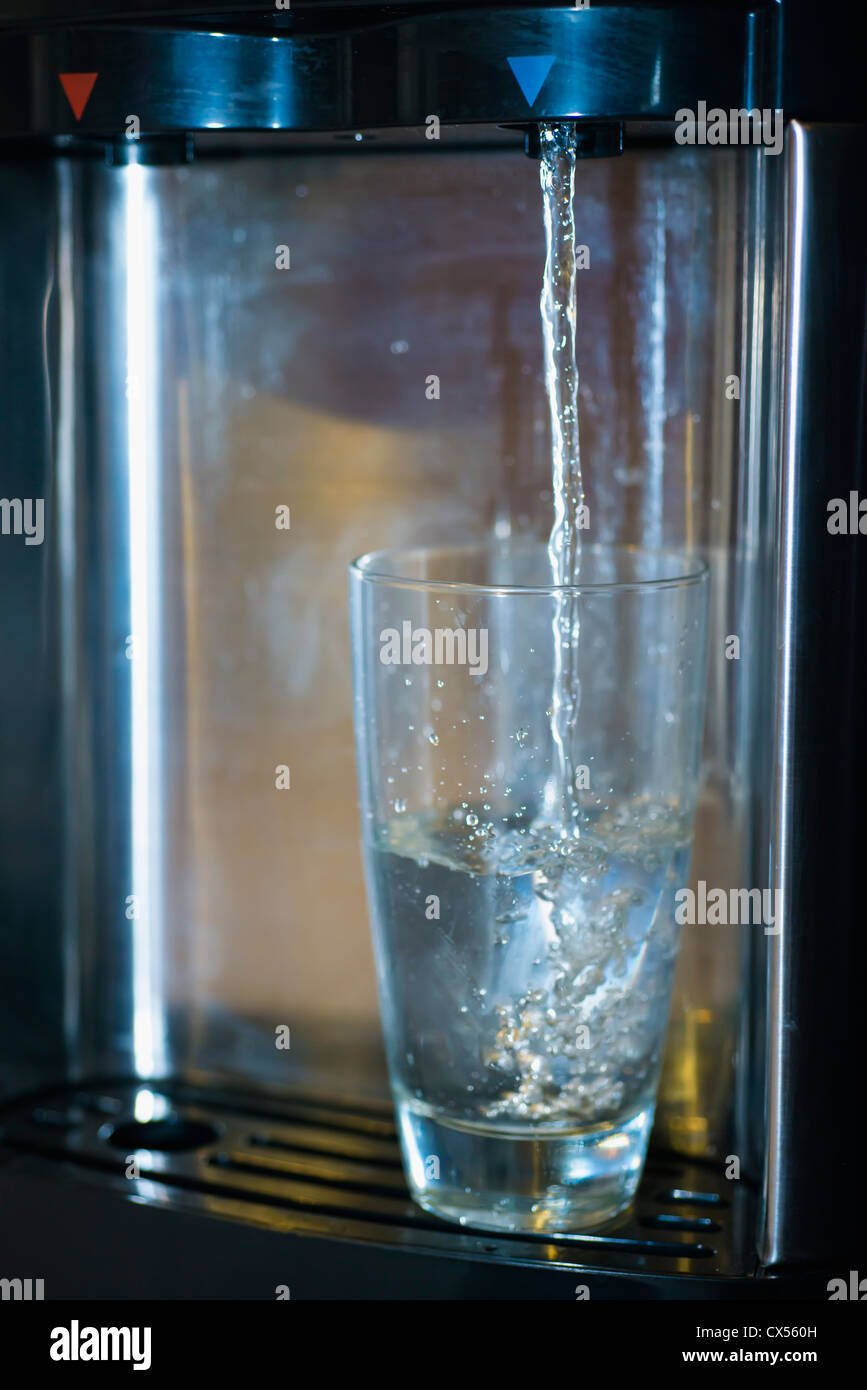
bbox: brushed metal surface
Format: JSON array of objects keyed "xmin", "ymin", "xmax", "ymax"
[{"xmin": 0, "ymin": 6, "xmax": 767, "ymax": 138}]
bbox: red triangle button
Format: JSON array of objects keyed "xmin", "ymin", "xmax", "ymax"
[{"xmin": 59, "ymin": 72, "xmax": 98, "ymax": 121}]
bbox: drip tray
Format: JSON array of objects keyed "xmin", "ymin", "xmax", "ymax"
[{"xmin": 0, "ymin": 1079, "xmax": 759, "ymax": 1297}]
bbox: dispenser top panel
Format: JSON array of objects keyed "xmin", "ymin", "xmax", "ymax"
[{"xmin": 0, "ymin": 2, "xmax": 774, "ymax": 142}]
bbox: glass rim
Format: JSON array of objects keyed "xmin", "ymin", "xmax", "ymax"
[{"xmin": 350, "ymin": 541, "xmax": 710, "ymax": 597}]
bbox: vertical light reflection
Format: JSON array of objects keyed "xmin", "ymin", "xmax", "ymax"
[
  {"xmin": 55, "ymin": 161, "xmax": 81, "ymax": 1070},
  {"xmin": 645, "ymin": 189, "xmax": 667, "ymax": 548},
  {"xmin": 125, "ymin": 160, "xmax": 167, "ymax": 1079},
  {"xmin": 177, "ymin": 378, "xmax": 207, "ymax": 1030},
  {"xmin": 643, "ymin": 179, "xmax": 668, "ymax": 781},
  {"xmin": 766, "ymin": 127, "xmax": 805, "ymax": 1258},
  {"xmin": 684, "ymin": 411, "xmax": 695, "ymax": 551},
  {"xmin": 650, "ymin": 53, "xmax": 662, "ymax": 108}
]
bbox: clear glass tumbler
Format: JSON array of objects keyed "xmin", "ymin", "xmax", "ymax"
[{"xmin": 349, "ymin": 542, "xmax": 709, "ymax": 1234}]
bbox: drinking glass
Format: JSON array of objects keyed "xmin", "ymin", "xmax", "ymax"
[{"xmin": 350, "ymin": 541, "xmax": 709, "ymax": 1233}]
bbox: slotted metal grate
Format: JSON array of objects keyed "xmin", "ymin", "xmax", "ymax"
[{"xmin": 0, "ymin": 1079, "xmax": 759, "ymax": 1290}]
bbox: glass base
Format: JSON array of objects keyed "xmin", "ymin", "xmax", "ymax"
[{"xmin": 397, "ymin": 1098, "xmax": 653, "ymax": 1235}]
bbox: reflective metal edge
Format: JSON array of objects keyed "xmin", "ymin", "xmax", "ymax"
[{"xmin": 762, "ymin": 122, "xmax": 867, "ymax": 1268}]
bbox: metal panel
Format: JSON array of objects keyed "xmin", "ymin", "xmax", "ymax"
[
  {"xmin": 0, "ymin": 7, "xmax": 768, "ymax": 138},
  {"xmin": 0, "ymin": 160, "xmax": 67, "ymax": 1099},
  {"xmin": 762, "ymin": 122, "xmax": 867, "ymax": 1268}
]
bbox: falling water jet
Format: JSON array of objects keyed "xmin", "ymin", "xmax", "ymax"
[{"xmin": 539, "ymin": 121, "xmax": 584, "ymax": 836}]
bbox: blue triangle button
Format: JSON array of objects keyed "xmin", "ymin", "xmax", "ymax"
[{"xmin": 506, "ymin": 54, "xmax": 555, "ymax": 107}]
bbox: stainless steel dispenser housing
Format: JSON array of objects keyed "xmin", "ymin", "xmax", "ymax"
[{"xmin": 0, "ymin": 1, "xmax": 863, "ymax": 1295}]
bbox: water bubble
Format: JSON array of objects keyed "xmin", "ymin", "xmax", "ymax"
[
  {"xmin": 394, "ymin": 798, "xmax": 406, "ymax": 814},
  {"xmin": 428, "ymin": 733, "xmax": 439, "ymax": 746},
  {"xmin": 466, "ymin": 812, "xmax": 479, "ymax": 827}
]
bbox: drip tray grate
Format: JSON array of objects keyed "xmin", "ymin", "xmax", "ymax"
[{"xmin": 0, "ymin": 1079, "xmax": 758, "ymax": 1293}]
